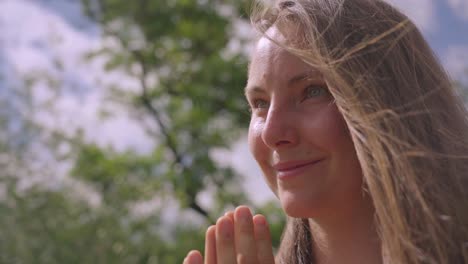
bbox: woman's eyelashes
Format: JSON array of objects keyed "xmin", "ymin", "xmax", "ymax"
[
  {"xmin": 247, "ymin": 84, "xmax": 330, "ymax": 112},
  {"xmin": 249, "ymin": 98, "xmax": 269, "ymax": 111},
  {"xmin": 302, "ymin": 84, "xmax": 330, "ymax": 101}
]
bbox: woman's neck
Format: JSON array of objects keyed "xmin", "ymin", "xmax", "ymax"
[{"xmin": 308, "ymin": 194, "xmax": 382, "ymax": 264}]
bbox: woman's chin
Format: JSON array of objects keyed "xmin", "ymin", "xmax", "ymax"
[{"xmin": 279, "ymin": 192, "xmax": 321, "ymax": 219}]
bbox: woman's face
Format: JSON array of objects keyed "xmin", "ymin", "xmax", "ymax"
[{"xmin": 246, "ymin": 31, "xmax": 363, "ymax": 218}]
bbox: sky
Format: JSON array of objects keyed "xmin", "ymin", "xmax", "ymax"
[
  {"xmin": 389, "ymin": 0, "xmax": 468, "ymax": 82},
  {"xmin": 0, "ymin": 0, "xmax": 467, "ymax": 206}
]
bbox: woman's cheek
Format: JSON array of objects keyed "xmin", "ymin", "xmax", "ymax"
[
  {"xmin": 248, "ymin": 117, "xmax": 265, "ymax": 159},
  {"xmin": 248, "ymin": 118, "xmax": 278, "ymax": 195}
]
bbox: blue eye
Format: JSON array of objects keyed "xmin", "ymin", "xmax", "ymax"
[
  {"xmin": 304, "ymin": 85, "xmax": 328, "ymax": 100},
  {"xmin": 252, "ymin": 99, "xmax": 269, "ymax": 109}
]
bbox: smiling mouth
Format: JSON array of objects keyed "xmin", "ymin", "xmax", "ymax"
[{"xmin": 273, "ymin": 159, "xmax": 325, "ymax": 180}]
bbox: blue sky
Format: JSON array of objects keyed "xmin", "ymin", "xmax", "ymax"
[
  {"xmin": 427, "ymin": 1, "xmax": 468, "ymax": 53},
  {"xmin": 0, "ymin": 0, "xmax": 467, "ymax": 205},
  {"xmin": 389, "ymin": 0, "xmax": 468, "ymax": 81}
]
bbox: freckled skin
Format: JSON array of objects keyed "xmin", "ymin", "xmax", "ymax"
[{"xmin": 246, "ymin": 30, "xmax": 364, "ymax": 218}]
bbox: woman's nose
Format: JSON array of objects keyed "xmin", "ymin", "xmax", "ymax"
[{"xmin": 261, "ymin": 106, "xmax": 298, "ymax": 150}]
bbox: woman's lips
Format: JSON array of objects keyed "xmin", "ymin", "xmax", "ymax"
[{"xmin": 273, "ymin": 159, "xmax": 325, "ymax": 180}]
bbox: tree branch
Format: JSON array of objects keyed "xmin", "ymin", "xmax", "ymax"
[{"xmin": 131, "ymin": 50, "xmax": 213, "ymax": 222}]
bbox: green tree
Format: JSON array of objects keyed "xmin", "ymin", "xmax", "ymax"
[
  {"xmin": 0, "ymin": 0, "xmax": 285, "ymax": 263},
  {"xmin": 80, "ymin": 0, "xmax": 253, "ymax": 219}
]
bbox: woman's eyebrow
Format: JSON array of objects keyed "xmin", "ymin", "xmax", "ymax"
[
  {"xmin": 244, "ymin": 70, "xmax": 321, "ymax": 95},
  {"xmin": 244, "ymin": 85, "xmax": 265, "ymax": 97},
  {"xmin": 288, "ymin": 70, "xmax": 321, "ymax": 85}
]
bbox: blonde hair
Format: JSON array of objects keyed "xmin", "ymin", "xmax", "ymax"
[{"xmin": 250, "ymin": 0, "xmax": 468, "ymax": 263}]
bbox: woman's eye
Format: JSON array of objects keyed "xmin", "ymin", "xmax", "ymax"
[
  {"xmin": 251, "ymin": 99, "xmax": 269, "ymax": 109},
  {"xmin": 303, "ymin": 85, "xmax": 328, "ymax": 100}
]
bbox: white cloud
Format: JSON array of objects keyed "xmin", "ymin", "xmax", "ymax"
[
  {"xmin": 0, "ymin": 0, "xmax": 274, "ymax": 211},
  {"xmin": 0, "ymin": 0, "xmax": 153, "ymax": 154},
  {"xmin": 386, "ymin": 0, "xmax": 438, "ymax": 33},
  {"xmin": 448, "ymin": 0, "xmax": 468, "ymax": 21}
]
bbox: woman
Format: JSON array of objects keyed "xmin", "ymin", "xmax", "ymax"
[{"xmin": 184, "ymin": 0, "xmax": 468, "ymax": 263}]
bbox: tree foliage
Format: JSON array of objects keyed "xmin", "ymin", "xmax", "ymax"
[
  {"xmin": 80, "ymin": 0, "xmax": 254, "ymax": 219},
  {"xmin": 0, "ymin": 0, "xmax": 285, "ymax": 263},
  {"xmin": 2, "ymin": 1, "xmax": 468, "ymax": 262}
]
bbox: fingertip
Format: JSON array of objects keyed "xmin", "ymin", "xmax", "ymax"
[
  {"xmin": 206, "ymin": 225, "xmax": 216, "ymax": 240},
  {"xmin": 214, "ymin": 217, "xmax": 237, "ymax": 263},
  {"xmin": 204, "ymin": 225, "xmax": 217, "ymax": 263},
  {"xmin": 186, "ymin": 250, "xmax": 203, "ymax": 264},
  {"xmin": 224, "ymin": 210, "xmax": 234, "ymax": 221},
  {"xmin": 216, "ymin": 216, "xmax": 234, "ymax": 240},
  {"xmin": 234, "ymin": 206, "xmax": 252, "ymax": 221},
  {"xmin": 235, "ymin": 205, "xmax": 252, "ymax": 213},
  {"xmin": 188, "ymin": 250, "xmax": 202, "ymax": 255},
  {"xmin": 252, "ymin": 215, "xmax": 275, "ymax": 263},
  {"xmin": 216, "ymin": 215, "xmax": 233, "ymax": 225},
  {"xmin": 253, "ymin": 214, "xmax": 267, "ymax": 226},
  {"xmin": 253, "ymin": 214, "xmax": 271, "ymax": 241}
]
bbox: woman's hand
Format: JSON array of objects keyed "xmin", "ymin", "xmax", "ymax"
[{"xmin": 183, "ymin": 206, "xmax": 275, "ymax": 264}]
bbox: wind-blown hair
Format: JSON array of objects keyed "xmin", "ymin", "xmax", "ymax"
[{"xmin": 250, "ymin": 0, "xmax": 468, "ymax": 263}]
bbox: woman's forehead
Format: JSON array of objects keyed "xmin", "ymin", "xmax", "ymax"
[{"xmin": 249, "ymin": 37, "xmax": 319, "ymax": 82}]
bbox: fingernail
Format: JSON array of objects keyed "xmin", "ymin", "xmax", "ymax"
[
  {"xmin": 237, "ymin": 206, "xmax": 252, "ymax": 222},
  {"xmin": 219, "ymin": 217, "xmax": 233, "ymax": 239},
  {"xmin": 192, "ymin": 254, "xmax": 202, "ymax": 264},
  {"xmin": 187, "ymin": 251, "xmax": 202, "ymax": 264},
  {"xmin": 254, "ymin": 215, "xmax": 266, "ymax": 226}
]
